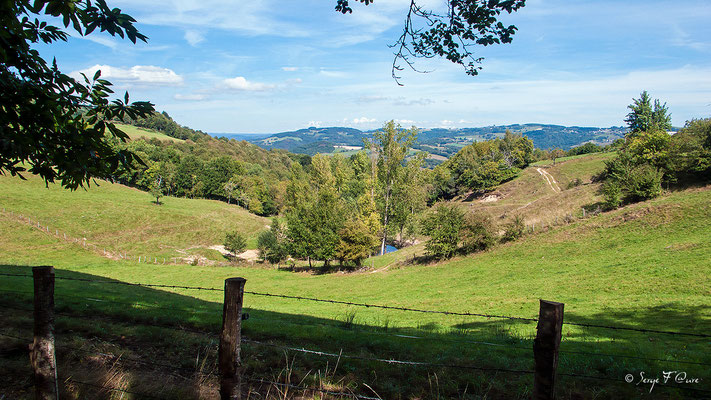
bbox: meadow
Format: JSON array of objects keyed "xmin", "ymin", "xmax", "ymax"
[{"xmin": 1, "ymin": 153, "xmax": 709, "ymax": 399}]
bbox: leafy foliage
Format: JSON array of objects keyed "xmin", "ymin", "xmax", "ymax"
[
  {"xmin": 336, "ymin": 0, "xmax": 526, "ymax": 83},
  {"xmin": 435, "ymin": 131, "xmax": 534, "ymax": 197},
  {"xmin": 257, "ymin": 218, "xmax": 288, "ymax": 264},
  {"xmin": 602, "ymin": 96, "xmax": 710, "ymax": 209},
  {"xmin": 0, "ymin": 0, "xmax": 154, "ymax": 189},
  {"xmin": 422, "ymin": 204, "xmax": 465, "ymax": 259},
  {"xmin": 501, "ymin": 215, "xmax": 526, "ymax": 243},
  {"xmin": 223, "ymin": 231, "xmax": 247, "ymax": 256},
  {"xmin": 624, "ymin": 91, "xmax": 672, "ymax": 136},
  {"xmin": 460, "ymin": 212, "xmax": 497, "ymax": 253}
]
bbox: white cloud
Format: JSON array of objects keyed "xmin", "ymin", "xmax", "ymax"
[
  {"xmin": 286, "ymin": 78, "xmax": 303, "ymax": 85},
  {"xmin": 352, "ymin": 117, "xmax": 377, "ymax": 124},
  {"xmin": 282, "ymin": 66, "xmax": 299, "ymax": 71},
  {"xmin": 395, "ymin": 119, "xmax": 415, "ymax": 125},
  {"xmin": 72, "ymin": 65, "xmax": 184, "ymax": 86},
  {"xmin": 319, "ymin": 69, "xmax": 347, "ymax": 78},
  {"xmin": 184, "ymin": 30, "xmax": 205, "ymax": 46},
  {"xmin": 174, "ymin": 93, "xmax": 208, "ymax": 101},
  {"xmin": 308, "ymin": 120, "xmax": 323, "ymax": 128},
  {"xmin": 222, "ymin": 76, "xmax": 275, "ymax": 91}
]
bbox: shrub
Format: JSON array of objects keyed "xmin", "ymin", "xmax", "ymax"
[
  {"xmin": 257, "ymin": 218, "xmax": 288, "ymax": 264},
  {"xmin": 224, "ymin": 232, "xmax": 247, "ymax": 256},
  {"xmin": 335, "ymin": 219, "xmax": 378, "ymax": 267},
  {"xmin": 601, "ymin": 180, "xmax": 623, "ymax": 209},
  {"xmin": 628, "ymin": 164, "xmax": 663, "ymax": 202},
  {"xmin": 422, "ymin": 204, "xmax": 465, "ymax": 259},
  {"xmin": 501, "ymin": 215, "xmax": 526, "ymax": 243},
  {"xmin": 460, "ymin": 213, "xmax": 497, "ymax": 253},
  {"xmin": 566, "ymin": 178, "xmax": 582, "ymax": 189}
]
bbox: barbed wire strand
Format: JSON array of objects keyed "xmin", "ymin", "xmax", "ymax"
[
  {"xmin": 271, "ymin": 317, "xmax": 711, "ymax": 367},
  {"xmin": 243, "ymin": 290, "xmax": 538, "ymax": 322},
  {"xmin": 0, "ymin": 288, "xmax": 218, "ymax": 315},
  {"xmin": 2, "ymin": 272, "xmax": 709, "ymax": 337},
  {"xmin": 243, "ymin": 338, "xmax": 534, "ymax": 375}
]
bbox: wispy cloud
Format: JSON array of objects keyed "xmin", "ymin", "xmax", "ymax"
[
  {"xmin": 174, "ymin": 93, "xmax": 208, "ymax": 101},
  {"xmin": 282, "ymin": 66, "xmax": 299, "ymax": 72},
  {"xmin": 72, "ymin": 64, "xmax": 184, "ymax": 86},
  {"xmin": 184, "ymin": 30, "xmax": 205, "ymax": 46},
  {"xmin": 222, "ymin": 76, "xmax": 276, "ymax": 91}
]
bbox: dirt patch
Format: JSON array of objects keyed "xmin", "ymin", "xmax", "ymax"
[
  {"xmin": 480, "ymin": 193, "xmax": 501, "ymax": 203},
  {"xmin": 237, "ymin": 249, "xmax": 259, "ymax": 262}
]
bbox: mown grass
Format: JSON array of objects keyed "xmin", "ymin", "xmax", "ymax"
[
  {"xmin": 1, "ymin": 178, "xmax": 710, "ymax": 398},
  {"xmin": 0, "ymin": 173, "xmax": 268, "ymax": 261},
  {"xmin": 115, "ymin": 123, "xmax": 185, "ymax": 142}
]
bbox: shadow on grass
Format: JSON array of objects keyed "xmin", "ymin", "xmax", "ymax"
[{"xmin": 0, "ymin": 264, "xmax": 709, "ymax": 399}]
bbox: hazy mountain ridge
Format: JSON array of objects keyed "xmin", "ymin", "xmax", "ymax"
[{"xmin": 233, "ymin": 124, "xmax": 627, "ymax": 156}]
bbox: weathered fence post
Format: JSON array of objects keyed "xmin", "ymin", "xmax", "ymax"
[
  {"xmin": 533, "ymin": 300, "xmax": 564, "ymax": 400},
  {"xmin": 220, "ymin": 277, "xmax": 246, "ymax": 400},
  {"xmin": 31, "ymin": 266, "xmax": 59, "ymax": 400}
]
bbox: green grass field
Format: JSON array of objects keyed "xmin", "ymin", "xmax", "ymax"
[
  {"xmin": 0, "ymin": 173, "xmax": 268, "ymax": 262},
  {"xmin": 1, "ymin": 156, "xmax": 710, "ymax": 399},
  {"xmin": 115, "ymin": 123, "xmax": 185, "ymax": 142}
]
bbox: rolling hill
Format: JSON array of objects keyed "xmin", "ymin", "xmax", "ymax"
[
  {"xmin": 241, "ymin": 124, "xmax": 627, "ymax": 157},
  {"xmin": 1, "ymin": 152, "xmax": 709, "ymax": 399}
]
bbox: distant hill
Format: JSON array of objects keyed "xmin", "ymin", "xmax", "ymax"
[{"xmin": 246, "ymin": 124, "xmax": 627, "ymax": 157}]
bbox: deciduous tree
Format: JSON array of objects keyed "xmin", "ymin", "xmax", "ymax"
[{"xmin": 1, "ymin": 0, "xmax": 154, "ymax": 189}]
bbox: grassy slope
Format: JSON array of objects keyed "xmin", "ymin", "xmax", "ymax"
[
  {"xmin": 458, "ymin": 152, "xmax": 617, "ymax": 227},
  {"xmin": 0, "ymin": 174, "xmax": 268, "ymax": 260},
  {"xmin": 1, "ymin": 153, "xmax": 710, "ymax": 398},
  {"xmin": 115, "ymin": 123, "xmax": 185, "ymax": 142}
]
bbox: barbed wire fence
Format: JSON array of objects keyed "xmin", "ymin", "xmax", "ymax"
[{"xmin": 0, "ymin": 269, "xmax": 709, "ymax": 399}]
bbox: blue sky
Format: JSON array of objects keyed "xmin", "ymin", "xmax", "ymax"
[{"xmin": 40, "ymin": 0, "xmax": 711, "ymax": 133}]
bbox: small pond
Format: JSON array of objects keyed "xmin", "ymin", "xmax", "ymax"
[{"xmin": 385, "ymin": 244, "xmax": 399, "ymax": 254}]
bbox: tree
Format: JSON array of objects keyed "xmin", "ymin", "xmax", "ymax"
[
  {"xmin": 150, "ymin": 173, "xmax": 165, "ymax": 205},
  {"xmin": 365, "ymin": 121, "xmax": 418, "ymax": 255},
  {"xmin": 624, "ymin": 91, "xmax": 672, "ymax": 136},
  {"xmin": 1, "ymin": 0, "xmax": 154, "ymax": 189},
  {"xmin": 335, "ymin": 218, "xmax": 378, "ymax": 267},
  {"xmin": 223, "ymin": 232, "xmax": 247, "ymax": 257},
  {"xmin": 337, "ymin": 0, "xmax": 527, "ymax": 83},
  {"xmin": 223, "ymin": 178, "xmax": 238, "ymax": 205},
  {"xmin": 257, "ymin": 218, "xmax": 288, "ymax": 264},
  {"xmin": 422, "ymin": 203, "xmax": 465, "ymax": 259}
]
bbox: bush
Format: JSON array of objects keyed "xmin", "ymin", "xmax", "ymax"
[
  {"xmin": 335, "ymin": 219, "xmax": 378, "ymax": 267},
  {"xmin": 628, "ymin": 164, "xmax": 663, "ymax": 201},
  {"xmin": 257, "ymin": 218, "xmax": 288, "ymax": 264},
  {"xmin": 501, "ymin": 215, "xmax": 526, "ymax": 243},
  {"xmin": 460, "ymin": 213, "xmax": 497, "ymax": 253},
  {"xmin": 566, "ymin": 178, "xmax": 582, "ymax": 189},
  {"xmin": 601, "ymin": 180, "xmax": 623, "ymax": 209},
  {"xmin": 422, "ymin": 204, "xmax": 465, "ymax": 259},
  {"xmin": 224, "ymin": 232, "xmax": 247, "ymax": 256}
]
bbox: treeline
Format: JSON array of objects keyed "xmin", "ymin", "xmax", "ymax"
[
  {"xmin": 120, "ymin": 111, "xmax": 207, "ymax": 141},
  {"xmin": 110, "ymin": 112, "xmax": 296, "ymax": 216}
]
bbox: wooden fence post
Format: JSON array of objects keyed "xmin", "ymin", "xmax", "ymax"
[
  {"xmin": 31, "ymin": 266, "xmax": 58, "ymax": 400},
  {"xmin": 533, "ymin": 300, "xmax": 564, "ymax": 400},
  {"xmin": 219, "ymin": 277, "xmax": 246, "ymax": 400}
]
